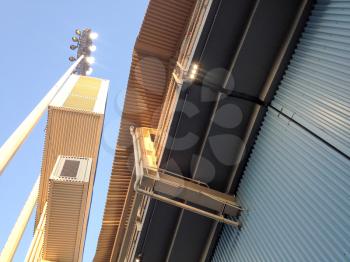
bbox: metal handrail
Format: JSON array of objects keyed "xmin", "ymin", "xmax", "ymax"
[
  {"xmin": 134, "ymin": 186, "xmax": 240, "ymax": 228},
  {"xmin": 130, "ymin": 126, "xmax": 241, "ymax": 228}
]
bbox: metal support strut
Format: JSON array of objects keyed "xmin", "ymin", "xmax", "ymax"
[{"xmin": 130, "ymin": 126, "xmax": 242, "ymax": 228}]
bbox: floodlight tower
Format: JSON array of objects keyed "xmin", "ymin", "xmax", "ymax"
[
  {"xmin": 69, "ymin": 28, "xmax": 98, "ymax": 76},
  {"xmin": 0, "ymin": 28, "xmax": 105, "ymax": 262},
  {"xmin": 0, "ymin": 28, "xmax": 98, "ymax": 176}
]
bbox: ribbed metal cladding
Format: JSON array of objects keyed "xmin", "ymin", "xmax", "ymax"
[
  {"xmin": 44, "ymin": 183, "xmax": 87, "ymax": 261},
  {"xmin": 271, "ymin": 0, "xmax": 350, "ymax": 157},
  {"xmin": 36, "ymin": 108, "xmax": 104, "ymax": 226},
  {"xmin": 135, "ymin": 0, "xmax": 196, "ymax": 58},
  {"xmin": 94, "ymin": 50, "xmax": 169, "ymax": 262},
  {"xmin": 212, "ymin": 109, "xmax": 350, "ymax": 261},
  {"xmin": 94, "ymin": 0, "xmax": 196, "ymax": 260},
  {"xmin": 212, "ymin": 1, "xmax": 350, "ymax": 261},
  {"xmin": 43, "ymin": 156, "xmax": 91, "ymax": 262}
]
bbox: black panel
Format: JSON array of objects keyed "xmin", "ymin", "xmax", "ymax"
[
  {"xmin": 138, "ymin": 201, "xmax": 180, "ymax": 261},
  {"xmin": 168, "ymin": 211, "xmax": 213, "ymax": 262},
  {"xmin": 135, "ymin": 0, "xmax": 312, "ymax": 261},
  {"xmin": 232, "ymin": 0, "xmax": 303, "ymax": 96},
  {"xmin": 61, "ymin": 159, "xmax": 80, "ymax": 178},
  {"xmin": 164, "ymin": 0, "xmax": 306, "ymax": 261},
  {"xmin": 161, "ymin": 0, "xmax": 255, "ymax": 178},
  {"xmin": 196, "ymin": 0, "xmax": 303, "ymax": 189}
]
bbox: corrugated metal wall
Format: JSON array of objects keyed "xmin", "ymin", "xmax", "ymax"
[
  {"xmin": 212, "ymin": 110, "xmax": 350, "ymax": 261},
  {"xmin": 212, "ymin": 1, "xmax": 350, "ymax": 261},
  {"xmin": 272, "ymin": 0, "xmax": 350, "ymax": 156}
]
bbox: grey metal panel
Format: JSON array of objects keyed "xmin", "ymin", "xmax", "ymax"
[
  {"xmin": 212, "ymin": 109, "xmax": 350, "ymax": 262},
  {"xmin": 212, "ymin": 1, "xmax": 350, "ymax": 261},
  {"xmin": 271, "ymin": 0, "xmax": 350, "ymax": 156}
]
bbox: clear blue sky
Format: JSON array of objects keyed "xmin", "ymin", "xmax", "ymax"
[{"xmin": 0, "ymin": 1, "xmax": 149, "ymax": 261}]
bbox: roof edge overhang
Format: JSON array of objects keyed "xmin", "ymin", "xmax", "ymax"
[{"xmin": 94, "ymin": 0, "xmax": 197, "ymax": 260}]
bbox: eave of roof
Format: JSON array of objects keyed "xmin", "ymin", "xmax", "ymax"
[{"xmin": 94, "ymin": 1, "xmax": 196, "ymax": 260}]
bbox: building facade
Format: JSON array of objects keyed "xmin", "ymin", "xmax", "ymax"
[
  {"xmin": 212, "ymin": 1, "xmax": 350, "ymax": 261},
  {"xmin": 96, "ymin": 0, "xmax": 349, "ymax": 261}
]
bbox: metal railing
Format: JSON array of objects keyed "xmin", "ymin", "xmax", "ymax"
[{"xmin": 130, "ymin": 126, "xmax": 242, "ymax": 227}]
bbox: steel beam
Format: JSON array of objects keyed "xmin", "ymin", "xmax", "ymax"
[{"xmin": 0, "ymin": 176, "xmax": 40, "ymax": 261}]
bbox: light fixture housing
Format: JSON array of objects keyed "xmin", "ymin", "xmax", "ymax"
[
  {"xmin": 70, "ymin": 45, "xmax": 78, "ymax": 50},
  {"xmin": 189, "ymin": 63, "xmax": 199, "ymax": 80},
  {"xmin": 72, "ymin": 36, "xmax": 79, "ymax": 42},
  {"xmin": 69, "ymin": 56, "xmax": 77, "ymax": 62},
  {"xmin": 89, "ymin": 45, "xmax": 97, "ymax": 52},
  {"xmin": 86, "ymin": 68, "xmax": 93, "ymax": 75},
  {"xmin": 75, "ymin": 29, "xmax": 82, "ymax": 35},
  {"xmin": 85, "ymin": 56, "xmax": 95, "ymax": 65},
  {"xmin": 135, "ymin": 254, "xmax": 142, "ymax": 262},
  {"xmin": 89, "ymin": 32, "xmax": 98, "ymax": 40}
]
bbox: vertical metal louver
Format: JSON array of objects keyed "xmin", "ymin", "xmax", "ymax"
[
  {"xmin": 212, "ymin": 110, "xmax": 350, "ymax": 262},
  {"xmin": 212, "ymin": 1, "xmax": 350, "ymax": 261}
]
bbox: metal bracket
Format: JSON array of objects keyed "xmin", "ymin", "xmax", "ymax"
[{"xmin": 130, "ymin": 126, "xmax": 242, "ymax": 228}]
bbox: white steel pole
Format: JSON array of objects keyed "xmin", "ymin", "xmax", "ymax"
[
  {"xmin": 24, "ymin": 202, "xmax": 47, "ymax": 262},
  {"xmin": 0, "ymin": 176, "xmax": 40, "ymax": 262},
  {"xmin": 0, "ymin": 56, "xmax": 84, "ymax": 175}
]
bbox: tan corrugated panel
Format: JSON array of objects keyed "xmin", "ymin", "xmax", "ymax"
[
  {"xmin": 136, "ymin": 0, "xmax": 196, "ymax": 58},
  {"xmin": 36, "ymin": 108, "xmax": 104, "ymax": 226},
  {"xmin": 42, "ymin": 157, "xmax": 91, "ymax": 262},
  {"xmin": 34, "ymin": 109, "xmax": 103, "ymax": 260},
  {"xmin": 64, "ymin": 76, "xmax": 102, "ymax": 111},
  {"xmin": 44, "ymin": 182, "xmax": 87, "ymax": 262},
  {"xmin": 95, "ymin": 52, "xmax": 168, "ymax": 261},
  {"xmin": 94, "ymin": 0, "xmax": 196, "ymax": 260},
  {"xmin": 37, "ymin": 75, "xmax": 107, "ymax": 228}
]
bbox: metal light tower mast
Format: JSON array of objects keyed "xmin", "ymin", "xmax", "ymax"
[
  {"xmin": 0, "ymin": 28, "xmax": 99, "ymax": 262},
  {"xmin": 0, "ymin": 28, "xmax": 97, "ymax": 176},
  {"xmin": 69, "ymin": 28, "xmax": 98, "ymax": 76}
]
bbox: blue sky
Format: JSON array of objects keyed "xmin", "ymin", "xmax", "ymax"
[{"xmin": 0, "ymin": 0, "xmax": 149, "ymax": 260}]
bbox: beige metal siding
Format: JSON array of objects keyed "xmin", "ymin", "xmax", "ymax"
[
  {"xmin": 44, "ymin": 182, "xmax": 87, "ymax": 261},
  {"xmin": 43, "ymin": 156, "xmax": 91, "ymax": 262},
  {"xmin": 64, "ymin": 77, "xmax": 102, "ymax": 111},
  {"xmin": 50, "ymin": 74, "xmax": 109, "ymax": 115},
  {"xmin": 36, "ymin": 108, "xmax": 104, "ymax": 225},
  {"xmin": 136, "ymin": 0, "xmax": 195, "ymax": 59},
  {"xmin": 94, "ymin": 0, "xmax": 196, "ymax": 260},
  {"xmin": 35, "ymin": 108, "xmax": 104, "ymax": 262},
  {"xmin": 37, "ymin": 75, "xmax": 108, "ymax": 226}
]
